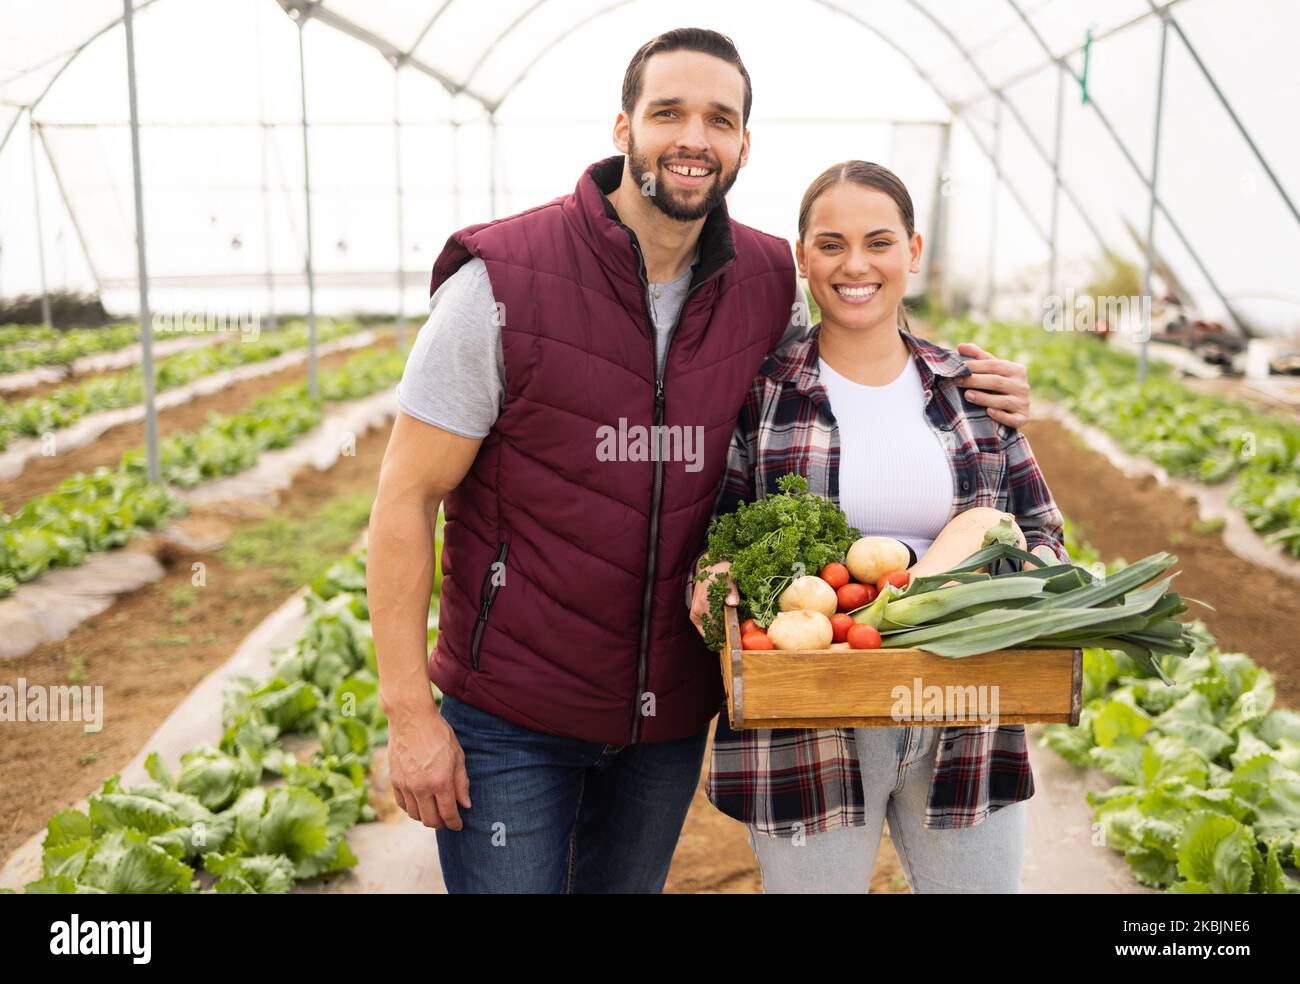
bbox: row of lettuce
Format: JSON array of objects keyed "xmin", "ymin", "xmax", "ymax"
[
  {"xmin": 945, "ymin": 317, "xmax": 1300, "ymax": 558},
  {"xmin": 0, "ymin": 319, "xmax": 366, "ymax": 451},
  {"xmin": 5, "ymin": 540, "xmax": 445, "ymax": 894},
  {"xmin": 1044, "ymin": 524, "xmax": 1299, "ymax": 893},
  {"xmin": 0, "ymin": 323, "xmax": 145, "ymax": 374},
  {"xmin": 12, "ymin": 522, "xmax": 1296, "ymax": 893},
  {"xmin": 0, "ymin": 346, "xmax": 405, "ymax": 596}
]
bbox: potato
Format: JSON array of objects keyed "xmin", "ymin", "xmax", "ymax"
[
  {"xmin": 778, "ymin": 575, "xmax": 838, "ymax": 618},
  {"xmin": 767, "ymin": 610, "xmax": 834, "ymax": 651},
  {"xmin": 845, "ymin": 536, "xmax": 912, "ymax": 584}
]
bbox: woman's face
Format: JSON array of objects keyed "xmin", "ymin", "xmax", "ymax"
[{"xmin": 796, "ymin": 182, "xmax": 922, "ymax": 333}]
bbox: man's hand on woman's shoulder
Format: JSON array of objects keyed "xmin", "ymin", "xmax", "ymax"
[{"xmin": 953, "ymin": 341, "xmax": 1031, "ymax": 429}]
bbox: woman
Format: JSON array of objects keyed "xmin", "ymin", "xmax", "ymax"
[{"xmin": 688, "ymin": 161, "xmax": 1069, "ymax": 893}]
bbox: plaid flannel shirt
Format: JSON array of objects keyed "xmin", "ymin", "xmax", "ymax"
[{"xmin": 699, "ymin": 323, "xmax": 1069, "ymax": 836}]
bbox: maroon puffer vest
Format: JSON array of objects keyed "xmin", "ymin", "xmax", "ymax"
[{"xmin": 426, "ymin": 155, "xmax": 794, "ymax": 744}]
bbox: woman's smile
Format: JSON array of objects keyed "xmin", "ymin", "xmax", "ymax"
[{"xmin": 832, "ymin": 282, "xmax": 882, "ymax": 304}]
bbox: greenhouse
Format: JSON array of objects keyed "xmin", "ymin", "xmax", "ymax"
[{"xmin": 0, "ymin": 0, "xmax": 1297, "ymax": 916}]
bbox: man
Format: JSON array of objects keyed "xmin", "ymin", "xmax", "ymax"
[{"xmin": 367, "ymin": 27, "xmax": 1033, "ymax": 894}]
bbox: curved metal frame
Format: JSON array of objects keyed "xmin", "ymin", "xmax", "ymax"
[{"xmin": 5, "ymin": 0, "xmax": 1292, "ymax": 336}]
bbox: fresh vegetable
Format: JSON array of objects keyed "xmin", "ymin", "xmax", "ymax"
[
  {"xmin": 879, "ymin": 574, "xmax": 1044, "ymax": 629},
  {"xmin": 741, "ymin": 631, "xmax": 774, "ymax": 651},
  {"xmin": 876, "ymin": 570, "xmax": 911, "ymax": 593},
  {"xmin": 695, "ymin": 474, "xmax": 860, "ymax": 650},
  {"xmin": 949, "ymin": 316, "xmax": 1300, "ymax": 557},
  {"xmin": 0, "ymin": 347, "xmax": 406, "ymax": 593},
  {"xmin": 16, "ymin": 548, "xmax": 384, "ymax": 894},
  {"xmin": 778, "ymin": 575, "xmax": 838, "ymax": 618},
  {"xmin": 819, "ymin": 562, "xmax": 850, "ymax": 590},
  {"xmin": 0, "ymin": 320, "xmax": 367, "ymax": 451},
  {"xmin": 740, "ymin": 619, "xmax": 761, "ymax": 636},
  {"xmin": 847, "ymin": 624, "xmax": 882, "ymax": 650},
  {"xmin": 908, "ymin": 508, "xmax": 1025, "ymax": 578},
  {"xmin": 850, "ymin": 583, "xmax": 899, "ymax": 628},
  {"xmin": 766, "ymin": 610, "xmax": 834, "ymax": 652},
  {"xmin": 836, "ymin": 582, "xmax": 871, "ymax": 612},
  {"xmin": 1041, "ymin": 523, "xmax": 1300, "ymax": 894},
  {"xmin": 873, "ymin": 543, "xmax": 1201, "ymax": 674},
  {"xmin": 830, "ymin": 613, "xmax": 853, "ymax": 643},
  {"xmin": 845, "ymin": 536, "xmax": 911, "ymax": 584}
]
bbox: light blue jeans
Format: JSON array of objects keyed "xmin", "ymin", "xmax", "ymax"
[{"xmin": 748, "ymin": 725, "xmax": 1027, "ymax": 893}]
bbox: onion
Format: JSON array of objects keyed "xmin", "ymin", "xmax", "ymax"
[
  {"xmin": 845, "ymin": 536, "xmax": 911, "ymax": 584},
  {"xmin": 767, "ymin": 610, "xmax": 834, "ymax": 651},
  {"xmin": 778, "ymin": 575, "xmax": 838, "ymax": 618}
]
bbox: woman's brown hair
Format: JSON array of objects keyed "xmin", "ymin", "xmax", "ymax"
[{"xmin": 798, "ymin": 161, "xmax": 916, "ymax": 330}]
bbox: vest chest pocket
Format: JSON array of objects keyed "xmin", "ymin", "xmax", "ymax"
[{"xmin": 470, "ymin": 541, "xmax": 510, "ymax": 671}]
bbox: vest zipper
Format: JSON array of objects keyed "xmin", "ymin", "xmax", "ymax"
[
  {"xmin": 470, "ymin": 541, "xmax": 510, "ymax": 671},
  {"xmin": 628, "ymin": 240, "xmax": 712, "ymax": 744}
]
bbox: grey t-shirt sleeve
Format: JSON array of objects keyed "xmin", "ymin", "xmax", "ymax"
[{"xmin": 394, "ymin": 256, "xmax": 505, "ymax": 439}]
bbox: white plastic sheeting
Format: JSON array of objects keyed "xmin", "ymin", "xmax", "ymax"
[{"xmin": 1, "ymin": 0, "xmax": 1297, "ymax": 333}]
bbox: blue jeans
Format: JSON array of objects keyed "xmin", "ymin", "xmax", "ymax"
[
  {"xmin": 749, "ymin": 725, "xmax": 1027, "ymax": 893},
  {"xmin": 434, "ymin": 693, "xmax": 710, "ymax": 893}
]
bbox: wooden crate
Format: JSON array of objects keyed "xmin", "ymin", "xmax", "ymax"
[{"xmin": 720, "ymin": 606, "xmax": 1082, "ymax": 729}]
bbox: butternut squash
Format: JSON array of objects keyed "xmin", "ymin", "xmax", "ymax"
[{"xmin": 907, "ymin": 507, "xmax": 1026, "ymax": 579}]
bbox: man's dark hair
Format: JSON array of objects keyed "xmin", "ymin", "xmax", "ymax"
[{"xmin": 621, "ymin": 28, "xmax": 753, "ymax": 126}]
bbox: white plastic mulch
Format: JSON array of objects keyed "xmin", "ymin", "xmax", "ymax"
[
  {"xmin": 1037, "ymin": 398, "xmax": 1300, "ymax": 582},
  {"xmin": 0, "ymin": 330, "xmax": 377, "ymax": 482},
  {"xmin": 0, "ymin": 388, "xmax": 399, "ymax": 661},
  {"xmin": 0, "ymin": 561, "xmax": 445, "ymax": 894}
]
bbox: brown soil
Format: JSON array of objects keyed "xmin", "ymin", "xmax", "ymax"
[
  {"xmin": 0, "ymin": 419, "xmax": 390, "ymax": 864},
  {"xmin": 5, "ymin": 335, "xmax": 264, "ymax": 403},
  {"xmin": 0, "ymin": 335, "xmax": 395, "ymax": 508},
  {"xmin": 17, "ymin": 399, "xmax": 1281, "ymax": 893},
  {"xmin": 1023, "ymin": 417, "xmax": 1299, "ymax": 708}
]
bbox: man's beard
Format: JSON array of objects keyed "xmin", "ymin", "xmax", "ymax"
[{"xmin": 627, "ymin": 134, "xmax": 741, "ymax": 222}]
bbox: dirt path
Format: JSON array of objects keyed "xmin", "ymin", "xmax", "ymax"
[
  {"xmin": 11, "ymin": 403, "xmax": 1266, "ymax": 893},
  {"xmin": 0, "ymin": 336, "xmax": 395, "ymax": 508},
  {"xmin": 0, "ymin": 420, "xmax": 391, "ymax": 863}
]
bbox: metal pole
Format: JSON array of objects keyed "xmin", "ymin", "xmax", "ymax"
[
  {"xmin": 253, "ymin": 8, "xmax": 277, "ymax": 333},
  {"xmin": 924, "ymin": 121, "xmax": 950, "ymax": 310},
  {"xmin": 1162, "ymin": 10, "xmax": 1300, "ymax": 231},
  {"xmin": 296, "ymin": 16, "xmax": 318, "ymax": 398},
  {"xmin": 1140, "ymin": 11, "xmax": 1170, "ymax": 385},
  {"xmin": 28, "ymin": 112, "xmax": 52, "ymax": 330},
  {"xmin": 34, "ymin": 124, "xmax": 105, "ymax": 296},
  {"xmin": 260, "ymin": 125, "xmax": 277, "ymax": 333},
  {"xmin": 1048, "ymin": 63, "xmax": 1065, "ymax": 302},
  {"xmin": 393, "ymin": 68, "xmax": 407, "ymax": 351},
  {"xmin": 985, "ymin": 101, "xmax": 1002, "ymax": 321},
  {"xmin": 1005, "ymin": 0, "xmax": 1249, "ymax": 335},
  {"xmin": 123, "ymin": 0, "xmax": 160, "ymax": 483}
]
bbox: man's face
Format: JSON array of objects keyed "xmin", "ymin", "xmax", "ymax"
[{"xmin": 616, "ymin": 49, "xmax": 750, "ymax": 221}]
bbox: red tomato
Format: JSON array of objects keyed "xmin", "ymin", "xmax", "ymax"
[
  {"xmin": 740, "ymin": 619, "xmax": 761, "ymax": 637},
  {"xmin": 876, "ymin": 570, "xmax": 911, "ymax": 593},
  {"xmin": 830, "ymin": 613, "xmax": 854, "ymax": 644},
  {"xmin": 847, "ymin": 624, "xmax": 882, "ymax": 650},
  {"xmin": 862, "ymin": 584, "xmax": 879, "ymax": 604},
  {"xmin": 836, "ymin": 583, "xmax": 870, "ymax": 612},
  {"xmin": 819, "ymin": 562, "xmax": 850, "ymax": 591},
  {"xmin": 741, "ymin": 631, "xmax": 774, "ymax": 651}
]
